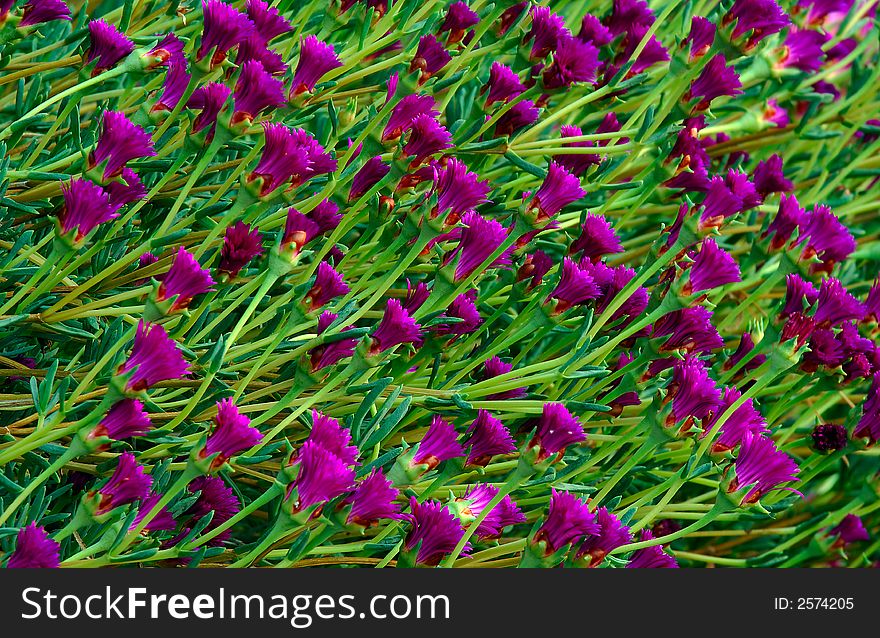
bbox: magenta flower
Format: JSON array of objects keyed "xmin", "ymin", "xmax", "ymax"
[
  {"xmin": 410, "ymin": 34, "xmax": 451, "ymax": 81},
  {"xmin": 547, "ymin": 258, "xmax": 601, "ymax": 312},
  {"xmin": 575, "ymin": 507, "xmax": 632, "ymax": 567},
  {"xmin": 403, "ymin": 115, "xmax": 453, "ymax": 165},
  {"xmin": 527, "ymin": 162, "xmax": 585, "ymax": 223},
  {"xmin": 370, "ymin": 298, "xmax": 422, "ymax": 354},
  {"xmin": 618, "ymin": 23, "xmax": 669, "ymax": 76},
  {"xmin": 58, "ymin": 179, "xmax": 118, "ymax": 242},
  {"xmin": 704, "ymin": 387, "xmax": 769, "ymax": 453},
  {"xmin": 156, "ymin": 247, "xmax": 214, "ymax": 311},
  {"xmin": 698, "ymin": 175, "xmax": 746, "ymax": 230},
  {"xmin": 382, "ymin": 94, "xmax": 439, "ymax": 141},
  {"xmin": 187, "ymin": 476, "xmax": 241, "ymax": 545},
  {"xmin": 481, "ymin": 356, "xmax": 527, "ymax": 400},
  {"xmin": 724, "ymin": 332, "xmax": 767, "ymax": 374},
  {"xmin": 865, "ymin": 279, "xmax": 880, "ymax": 323},
  {"xmin": 403, "ymin": 497, "xmax": 468, "ymax": 566},
  {"xmin": 728, "ymin": 432, "xmax": 800, "ymax": 504},
  {"xmin": 604, "ymin": 0, "xmax": 655, "ymax": 37},
  {"xmin": 91, "ymin": 399, "xmax": 152, "ymax": 443},
  {"xmin": 449, "ymin": 211, "xmax": 512, "ymax": 281},
  {"xmin": 403, "ymin": 280, "xmax": 431, "ymax": 313},
  {"xmin": 766, "ymin": 195, "xmax": 805, "ymax": 250},
  {"xmin": 291, "ymin": 35, "xmax": 342, "ymax": 96},
  {"xmin": 763, "ymin": 99, "xmax": 790, "ymax": 128},
  {"xmin": 89, "ymin": 111, "xmax": 156, "ymax": 181},
  {"xmin": 685, "ymin": 238, "xmax": 741, "ymax": 295},
  {"xmin": 7, "ymin": 523, "xmax": 60, "ymax": 568},
  {"xmin": 248, "ymin": 122, "xmax": 311, "ymax": 196},
  {"xmin": 494, "ymin": 100, "xmax": 540, "ymax": 136},
  {"xmin": 465, "ymin": 410, "xmax": 516, "ymax": 467},
  {"xmin": 669, "ymin": 355, "xmax": 722, "ymax": 426},
  {"xmin": 147, "ymin": 33, "xmax": 185, "ymax": 67},
  {"xmin": 218, "ymin": 221, "xmax": 263, "ymax": 278},
  {"xmin": 529, "ymin": 402, "xmax": 586, "ymax": 461},
  {"xmin": 293, "ymin": 440, "xmax": 356, "ymax": 510},
  {"xmin": 854, "ymin": 374, "xmax": 880, "ymax": 444},
  {"xmin": 517, "ymin": 250, "xmax": 554, "ymax": 290},
  {"xmin": 435, "ymin": 290, "xmax": 482, "ymax": 336},
  {"xmin": 305, "ymin": 261, "xmax": 350, "ymax": 310},
  {"xmin": 433, "ymin": 157, "xmax": 491, "ymax": 222},
  {"xmin": 498, "ymin": 1, "xmax": 527, "ymax": 34},
  {"xmin": 153, "ymin": 58, "xmax": 191, "ymax": 112},
  {"xmin": 246, "ymin": 0, "xmax": 291, "ymax": 41},
  {"xmin": 412, "ymin": 415, "xmax": 464, "ymax": 470},
  {"xmin": 132, "ymin": 493, "xmax": 177, "ymax": 533},
  {"xmin": 197, "ymin": 0, "xmax": 256, "ymax": 66},
  {"xmin": 232, "ymin": 60, "xmax": 285, "ymax": 123},
  {"xmin": 344, "ymin": 469, "xmax": 400, "ymax": 527},
  {"xmin": 533, "ymin": 489, "xmax": 600, "ymax": 554},
  {"xmin": 118, "ymin": 321, "xmax": 190, "ymax": 392},
  {"xmin": 813, "ymin": 278, "xmax": 864, "ymax": 327},
  {"xmin": 781, "ymin": 274, "xmax": 819, "ymax": 318},
  {"xmin": 578, "ymin": 13, "xmax": 613, "ymax": 46},
  {"xmin": 753, "ymin": 154, "xmax": 793, "ymax": 197},
  {"xmin": 281, "ymin": 209, "xmax": 320, "ymax": 253},
  {"xmin": 308, "ymin": 200, "xmax": 342, "ymax": 235},
  {"xmin": 438, "ymin": 1, "xmax": 479, "ymax": 45},
  {"xmin": 687, "ymin": 16, "xmax": 716, "ymax": 60},
  {"xmin": 483, "ymin": 62, "xmax": 526, "ymax": 106},
  {"xmin": 305, "ymin": 409, "xmax": 359, "ymax": 467},
  {"xmin": 552, "ymin": 125, "xmax": 601, "ymax": 176},
  {"xmin": 542, "ymin": 35, "xmax": 600, "ymax": 89},
  {"xmin": 570, "ymin": 213, "xmax": 623, "ymax": 262},
  {"xmin": 796, "ymin": 204, "xmax": 856, "ymax": 272},
  {"xmin": 525, "ymin": 5, "xmax": 567, "ymax": 59},
  {"xmin": 777, "ymin": 28, "xmax": 826, "ymax": 72},
  {"xmin": 289, "ymin": 128, "xmax": 337, "ymax": 185},
  {"xmin": 236, "ymin": 36, "xmax": 286, "ymax": 76},
  {"xmin": 19, "ymin": 0, "xmax": 70, "ymax": 26},
  {"xmin": 188, "ymin": 82, "xmax": 232, "ymax": 138},
  {"xmin": 106, "ymin": 168, "xmax": 146, "ymax": 209},
  {"xmin": 653, "ymin": 306, "xmax": 724, "ymax": 354},
  {"xmin": 310, "ymin": 312, "xmax": 358, "ymax": 371},
  {"xmin": 626, "ymin": 530, "xmax": 678, "ymax": 568},
  {"xmin": 86, "ymin": 19, "xmax": 135, "ymax": 73},
  {"xmin": 202, "ymin": 399, "xmax": 263, "ymax": 470},
  {"xmin": 349, "ymin": 156, "xmax": 391, "ymax": 201},
  {"xmin": 687, "ymin": 54, "xmax": 742, "ymax": 111},
  {"xmin": 457, "ymin": 484, "xmax": 525, "ymax": 539},
  {"xmin": 830, "ymin": 514, "xmax": 869, "ymax": 546},
  {"xmin": 95, "ymin": 452, "xmax": 152, "ymax": 515},
  {"xmin": 725, "ymin": 0, "xmax": 789, "ymax": 47}
]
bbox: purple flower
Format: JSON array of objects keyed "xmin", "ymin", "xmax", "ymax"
[
  {"xmin": 518, "ymin": 250, "xmax": 555, "ymax": 290},
  {"xmin": 483, "ymin": 62, "xmax": 526, "ymax": 106},
  {"xmin": 291, "ymin": 35, "xmax": 342, "ymax": 96},
  {"xmin": 687, "ymin": 16, "xmax": 716, "ymax": 60},
  {"xmin": 498, "ymin": 1, "xmax": 527, "ymax": 35},
  {"xmin": 433, "ymin": 158, "xmax": 491, "ymax": 222},
  {"xmin": 542, "ymin": 35, "xmax": 600, "ymax": 89},
  {"xmin": 725, "ymin": 0, "xmax": 789, "ymax": 47},
  {"xmin": 292, "ymin": 440, "xmax": 356, "ymax": 510},
  {"xmin": 89, "ymin": 111, "xmax": 156, "ymax": 181},
  {"xmin": 724, "ymin": 332, "xmax": 767, "ymax": 374},
  {"xmin": 246, "ymin": 0, "xmax": 291, "ymax": 41},
  {"xmin": 575, "ymin": 508, "xmax": 632, "ymax": 567},
  {"xmin": 465, "ymin": 410, "xmax": 516, "ymax": 467},
  {"xmin": 58, "ymin": 179, "xmax": 118, "ymax": 242},
  {"xmin": 481, "ymin": 356, "xmax": 527, "ymax": 400},
  {"xmin": 7, "ymin": 524, "xmax": 60, "ymax": 568},
  {"xmin": 812, "ymin": 423, "xmax": 848, "ymax": 452},
  {"xmin": 704, "ymin": 387, "xmax": 769, "ymax": 453},
  {"xmin": 344, "ymin": 469, "xmax": 400, "ymax": 527},
  {"xmin": 698, "ymin": 175, "xmax": 746, "ymax": 230},
  {"xmin": 525, "ymin": 5, "xmax": 568, "ymax": 59},
  {"xmin": 403, "ymin": 115, "xmax": 453, "ymax": 165},
  {"xmin": 781, "ymin": 273, "xmax": 818, "ymax": 317},
  {"xmin": 653, "ymin": 307, "xmax": 724, "ymax": 354},
  {"xmin": 494, "ymin": 100, "xmax": 540, "ymax": 137},
  {"xmin": 687, "ymin": 54, "xmax": 742, "ymax": 111},
  {"xmin": 685, "ymin": 238, "xmax": 741, "ymax": 295},
  {"xmin": 753, "ymin": 154, "xmax": 793, "ymax": 198},
  {"xmin": 349, "ymin": 156, "xmax": 390, "ymax": 201},
  {"xmin": 410, "ymin": 34, "xmax": 451, "ymax": 81},
  {"xmin": 438, "ymin": 1, "xmax": 479, "ymax": 45},
  {"xmin": 865, "ymin": 279, "xmax": 880, "ymax": 324},
  {"xmin": 604, "ymin": 0, "xmax": 655, "ymax": 37},
  {"xmin": 729, "ymin": 432, "xmax": 800, "ymax": 504},
  {"xmin": 86, "ymin": 19, "xmax": 135, "ymax": 73},
  {"xmin": 830, "ymin": 514, "xmax": 869, "ymax": 547},
  {"xmin": 529, "ymin": 402, "xmax": 586, "ymax": 460},
  {"xmin": 147, "ymin": 33, "xmax": 185, "ymax": 67},
  {"xmin": 763, "ymin": 99, "xmax": 790, "ymax": 128},
  {"xmin": 153, "ymin": 58, "xmax": 191, "ymax": 112},
  {"xmin": 232, "ymin": 60, "xmax": 285, "ymax": 122},
  {"xmin": 132, "ymin": 493, "xmax": 177, "ymax": 533},
  {"xmin": 106, "ymin": 168, "xmax": 146, "ymax": 209},
  {"xmin": 527, "ymin": 162, "xmax": 585, "ymax": 223},
  {"xmin": 796, "ymin": 205, "xmax": 856, "ymax": 273},
  {"xmin": 371, "ymin": 298, "xmax": 422, "ymax": 354},
  {"xmin": 578, "ymin": 13, "xmax": 613, "ymax": 46},
  {"xmin": 777, "ymin": 28, "xmax": 826, "ymax": 72},
  {"xmin": 449, "ymin": 211, "xmax": 512, "ymax": 281},
  {"xmin": 854, "ymin": 374, "xmax": 880, "ymax": 444},
  {"xmin": 118, "ymin": 321, "xmax": 190, "ymax": 392},
  {"xmin": 157, "ymin": 247, "xmax": 214, "ymax": 311},
  {"xmin": 382, "ymin": 94, "xmax": 439, "ymax": 141},
  {"xmin": 95, "ymin": 452, "xmax": 152, "ymax": 515},
  {"xmin": 618, "ymin": 23, "xmax": 669, "ymax": 76},
  {"xmin": 434, "ymin": 290, "xmax": 482, "ymax": 336},
  {"xmin": 570, "ymin": 213, "xmax": 623, "ymax": 261},
  {"xmin": 412, "ymin": 415, "xmax": 464, "ymax": 469},
  {"xmin": 813, "ymin": 278, "xmax": 864, "ymax": 327},
  {"xmin": 534, "ymin": 489, "xmax": 600, "ymax": 554},
  {"xmin": 626, "ymin": 530, "xmax": 678, "ymax": 568},
  {"xmin": 219, "ymin": 221, "xmax": 263, "ymax": 278},
  {"xmin": 306, "ymin": 261, "xmax": 350, "ymax": 310},
  {"xmin": 201, "ymin": 399, "xmax": 263, "ymax": 470},
  {"xmin": 310, "ymin": 312, "xmax": 358, "ymax": 371},
  {"xmin": 547, "ymin": 258, "xmax": 601, "ymax": 312},
  {"xmin": 236, "ymin": 37, "xmax": 286, "ymax": 76},
  {"xmin": 281, "ymin": 209, "xmax": 320, "ymax": 253},
  {"xmin": 669, "ymin": 355, "xmax": 722, "ymax": 426},
  {"xmin": 188, "ymin": 82, "xmax": 232, "ymax": 139},
  {"xmin": 19, "ymin": 0, "xmax": 70, "ymax": 26},
  {"xmin": 290, "ymin": 128, "xmax": 337, "ymax": 186},
  {"xmin": 403, "ymin": 497, "xmax": 468, "ymax": 566},
  {"xmin": 457, "ymin": 484, "xmax": 525, "ymax": 539},
  {"xmin": 187, "ymin": 476, "xmax": 240, "ymax": 544},
  {"xmin": 91, "ymin": 399, "xmax": 152, "ymax": 443},
  {"xmin": 308, "ymin": 199, "xmax": 342, "ymax": 235},
  {"xmin": 552, "ymin": 125, "xmax": 601, "ymax": 176},
  {"xmin": 197, "ymin": 0, "xmax": 256, "ymax": 66},
  {"xmin": 765, "ymin": 194, "xmax": 807, "ymax": 251},
  {"xmin": 248, "ymin": 122, "xmax": 311, "ymax": 196},
  {"xmin": 307, "ymin": 410, "xmax": 359, "ymax": 467}
]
